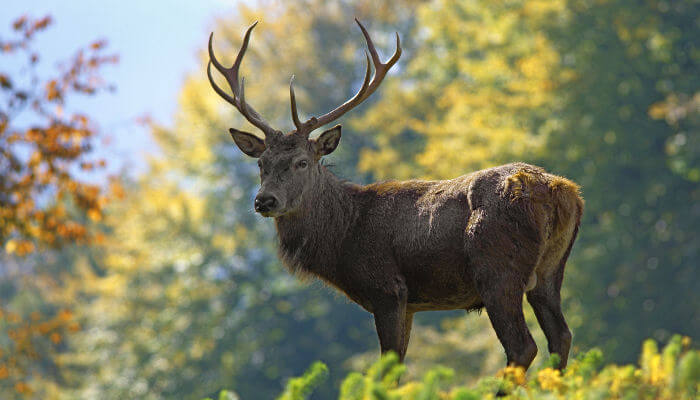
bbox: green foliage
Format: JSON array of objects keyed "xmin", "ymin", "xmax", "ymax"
[
  {"xmin": 202, "ymin": 390, "xmax": 239, "ymax": 400},
  {"xmin": 277, "ymin": 361, "xmax": 329, "ymax": 400},
  {"xmin": 228, "ymin": 335, "xmax": 696, "ymax": 400}
]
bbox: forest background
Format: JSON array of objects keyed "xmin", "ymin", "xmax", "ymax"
[{"xmin": 1, "ymin": 0, "xmax": 697, "ymax": 398}]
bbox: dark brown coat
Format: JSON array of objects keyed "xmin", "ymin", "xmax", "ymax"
[{"xmin": 274, "ymin": 160, "xmax": 583, "ymax": 369}]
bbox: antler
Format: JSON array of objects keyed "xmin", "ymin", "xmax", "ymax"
[
  {"xmin": 207, "ymin": 22, "xmax": 278, "ymax": 138},
  {"xmin": 290, "ymin": 18, "xmax": 402, "ymax": 137}
]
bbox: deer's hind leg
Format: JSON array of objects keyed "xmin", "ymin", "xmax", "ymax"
[
  {"xmin": 465, "ymin": 208, "xmax": 542, "ymax": 369},
  {"xmin": 526, "ymin": 277, "xmax": 571, "ymax": 369},
  {"xmin": 526, "ymin": 226, "xmax": 579, "ymax": 369}
]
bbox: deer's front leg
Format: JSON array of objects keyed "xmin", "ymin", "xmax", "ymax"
[{"xmin": 372, "ymin": 277, "xmax": 408, "ymax": 361}]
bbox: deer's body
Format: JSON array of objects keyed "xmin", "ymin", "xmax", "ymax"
[
  {"xmin": 207, "ymin": 20, "xmax": 583, "ymax": 370},
  {"xmin": 278, "ymin": 162, "xmax": 582, "ymax": 314},
  {"xmin": 275, "ymin": 159, "xmax": 582, "ymax": 367}
]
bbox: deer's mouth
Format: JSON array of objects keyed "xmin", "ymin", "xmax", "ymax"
[{"xmin": 258, "ymin": 209, "xmax": 285, "ymax": 218}]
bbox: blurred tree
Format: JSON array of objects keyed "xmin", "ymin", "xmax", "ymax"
[
  {"xmin": 356, "ymin": 0, "xmax": 564, "ymax": 179},
  {"xmin": 0, "ymin": 14, "xmax": 117, "ymax": 398},
  {"xmin": 0, "ymin": 15, "xmax": 116, "ymax": 253}
]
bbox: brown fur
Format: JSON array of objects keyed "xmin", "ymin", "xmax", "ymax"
[{"xmin": 268, "ymin": 157, "xmax": 582, "ymax": 369}]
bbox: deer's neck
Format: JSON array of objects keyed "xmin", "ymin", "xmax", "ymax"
[{"xmin": 274, "ymin": 167, "xmax": 357, "ymax": 282}]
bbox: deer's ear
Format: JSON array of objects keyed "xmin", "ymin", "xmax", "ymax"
[
  {"xmin": 230, "ymin": 128, "xmax": 266, "ymax": 158},
  {"xmin": 312, "ymin": 125, "xmax": 341, "ymax": 157}
]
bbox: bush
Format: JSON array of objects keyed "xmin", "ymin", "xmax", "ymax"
[{"xmin": 206, "ymin": 335, "xmax": 698, "ymax": 399}]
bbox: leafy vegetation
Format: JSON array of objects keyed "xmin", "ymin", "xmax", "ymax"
[
  {"xmin": 210, "ymin": 335, "xmax": 699, "ymax": 399},
  {"xmin": 0, "ymin": 15, "xmax": 116, "ymax": 253},
  {"xmin": 0, "ymin": 15, "xmax": 116, "ymax": 397}
]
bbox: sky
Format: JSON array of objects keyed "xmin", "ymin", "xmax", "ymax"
[{"xmin": 1, "ymin": 0, "xmax": 242, "ymax": 176}]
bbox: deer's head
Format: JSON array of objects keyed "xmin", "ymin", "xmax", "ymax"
[{"xmin": 207, "ymin": 20, "xmax": 400, "ymax": 217}]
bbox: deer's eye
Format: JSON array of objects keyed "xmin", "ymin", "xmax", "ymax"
[{"xmin": 296, "ymin": 160, "xmax": 308, "ymax": 169}]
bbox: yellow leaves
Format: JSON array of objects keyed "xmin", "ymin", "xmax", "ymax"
[
  {"xmin": 358, "ymin": 0, "xmax": 562, "ymax": 181},
  {"xmin": 5, "ymin": 239, "xmax": 18, "ymax": 254},
  {"xmin": 499, "ymin": 365, "xmax": 527, "ymax": 386},
  {"xmin": 360, "ymin": 146, "xmax": 418, "ymax": 181},
  {"xmin": 522, "ymin": 0, "xmax": 567, "ymax": 17},
  {"xmin": 648, "ymin": 92, "xmax": 699, "ymax": 126},
  {"xmin": 640, "ymin": 338, "xmax": 675, "ymax": 386},
  {"xmin": 681, "ymin": 336, "xmax": 692, "ymax": 348},
  {"xmin": 537, "ymin": 367, "xmax": 563, "ymax": 391},
  {"xmin": 0, "ymin": 364, "xmax": 8, "ymax": 379},
  {"xmin": 342, "ymin": 338, "xmax": 699, "ymax": 399},
  {"xmin": 4, "ymin": 239, "xmax": 35, "ymax": 256},
  {"xmin": 94, "ymin": 274, "xmax": 127, "ymax": 297},
  {"xmin": 87, "ymin": 208, "xmax": 102, "ymax": 222}
]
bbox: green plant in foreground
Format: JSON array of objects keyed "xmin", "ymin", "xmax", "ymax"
[
  {"xmin": 207, "ymin": 335, "xmax": 699, "ymax": 399},
  {"xmin": 277, "ymin": 362, "xmax": 329, "ymax": 400}
]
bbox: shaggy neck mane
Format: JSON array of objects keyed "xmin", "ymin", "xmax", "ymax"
[{"xmin": 274, "ymin": 166, "xmax": 357, "ymax": 283}]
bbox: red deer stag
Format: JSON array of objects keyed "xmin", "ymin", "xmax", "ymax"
[{"xmin": 207, "ymin": 20, "xmax": 584, "ymax": 370}]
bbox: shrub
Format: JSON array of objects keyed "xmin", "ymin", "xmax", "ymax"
[{"xmin": 206, "ymin": 335, "xmax": 698, "ymax": 399}]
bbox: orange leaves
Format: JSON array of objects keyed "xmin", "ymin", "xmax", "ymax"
[
  {"xmin": 14, "ymin": 381, "xmax": 32, "ymax": 395},
  {"xmin": 12, "ymin": 17, "xmax": 28, "ymax": 31},
  {"xmin": 50, "ymin": 333, "xmax": 62, "ymax": 344},
  {"xmin": 90, "ymin": 40, "xmax": 106, "ymax": 50},
  {"xmin": 87, "ymin": 208, "xmax": 102, "ymax": 222},
  {"xmin": 0, "ymin": 307, "xmax": 78, "ymax": 393},
  {"xmin": 1, "ymin": 14, "xmax": 119, "ymax": 255},
  {"xmin": 32, "ymin": 17, "xmax": 52, "ymax": 32},
  {"xmin": 110, "ymin": 179, "xmax": 127, "ymax": 200},
  {"xmin": 0, "ymin": 74, "xmax": 11, "ymax": 89},
  {"xmin": 57, "ymin": 309, "xmax": 72, "ymax": 322},
  {"xmin": 45, "ymin": 80, "xmax": 60, "ymax": 101},
  {"xmin": 4, "ymin": 239, "xmax": 35, "ymax": 256}
]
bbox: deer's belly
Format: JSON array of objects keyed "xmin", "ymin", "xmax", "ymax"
[{"xmin": 401, "ymin": 255, "xmax": 481, "ymax": 312}]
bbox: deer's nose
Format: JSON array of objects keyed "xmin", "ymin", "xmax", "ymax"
[{"xmin": 254, "ymin": 194, "xmax": 278, "ymax": 213}]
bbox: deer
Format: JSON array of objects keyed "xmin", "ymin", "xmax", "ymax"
[{"xmin": 206, "ymin": 19, "xmax": 584, "ymax": 371}]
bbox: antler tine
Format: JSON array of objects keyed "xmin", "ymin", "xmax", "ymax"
[
  {"xmin": 289, "ymin": 75, "xmax": 303, "ymax": 131},
  {"xmin": 353, "ymin": 18, "xmax": 402, "ymax": 103},
  {"xmin": 207, "ymin": 23, "xmax": 277, "ymax": 137},
  {"xmin": 355, "ymin": 19, "xmax": 402, "ymax": 72},
  {"xmin": 294, "ymin": 19, "xmax": 401, "ymax": 137},
  {"xmin": 290, "ymin": 52, "xmax": 370, "ymax": 136}
]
